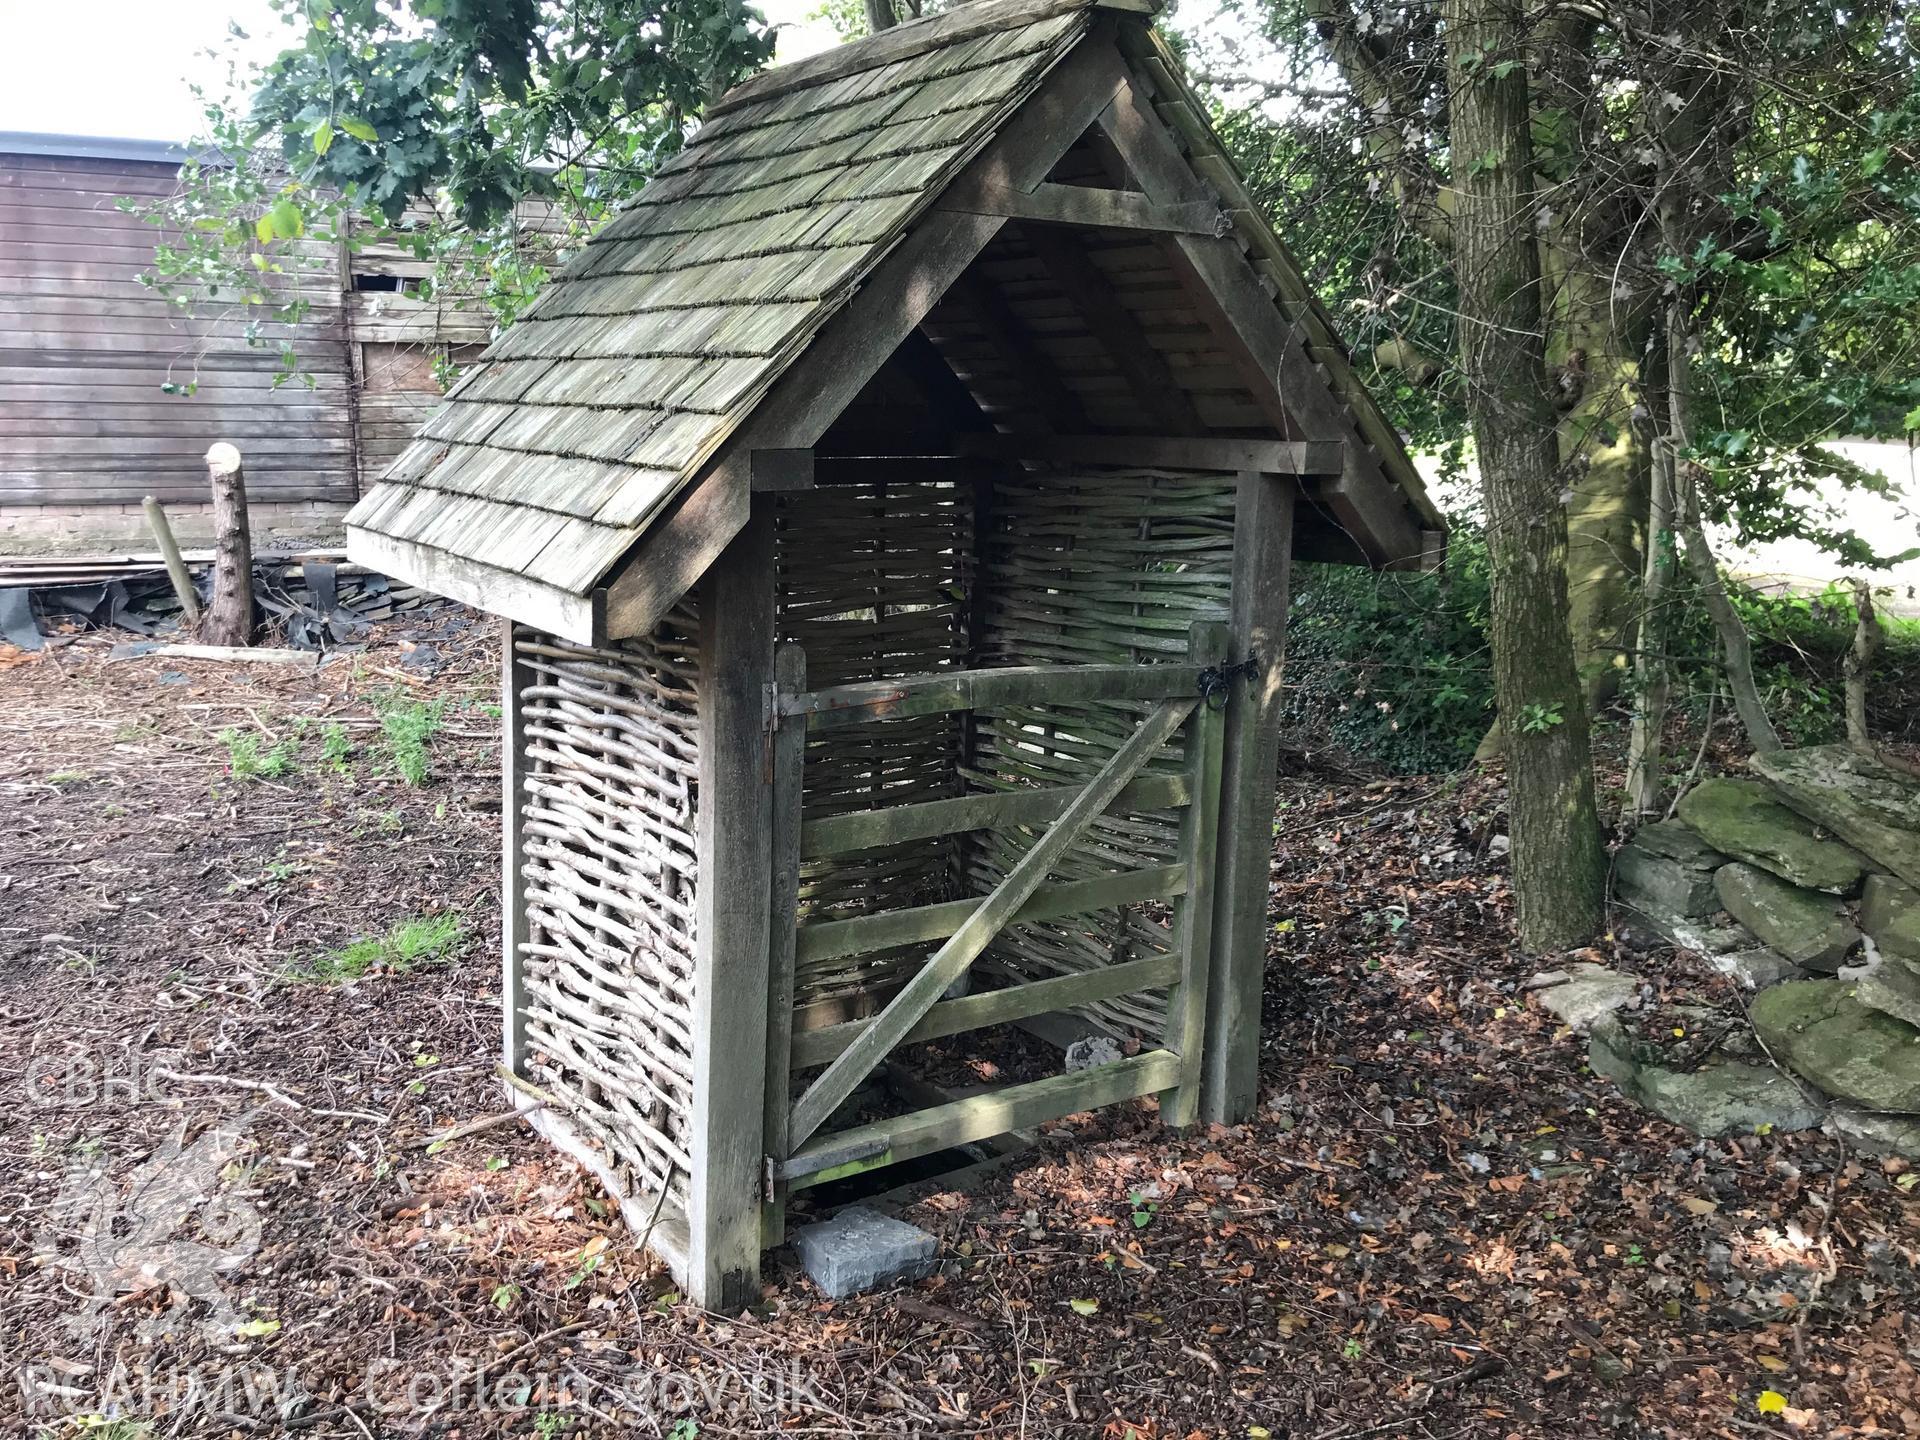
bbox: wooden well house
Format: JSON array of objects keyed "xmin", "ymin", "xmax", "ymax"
[{"xmin": 346, "ymin": 0, "xmax": 1443, "ymax": 1308}]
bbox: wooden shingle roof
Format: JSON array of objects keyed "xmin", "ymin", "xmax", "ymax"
[
  {"xmin": 348, "ymin": 0, "xmax": 1443, "ymax": 641},
  {"xmin": 348, "ymin": 1, "xmax": 1095, "ymax": 611}
]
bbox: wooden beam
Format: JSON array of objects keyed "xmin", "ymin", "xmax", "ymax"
[
  {"xmin": 801, "ymin": 770, "xmax": 1190, "ymax": 858},
  {"xmin": 1089, "ymin": 65, "xmax": 1427, "ymax": 568},
  {"xmin": 786, "ymin": 695, "xmax": 1197, "ymax": 1150},
  {"xmin": 687, "ymin": 507, "xmax": 777, "ymax": 1311},
  {"xmin": 791, "ymin": 953, "xmax": 1181, "ymax": 1070},
  {"xmin": 749, "ymin": 449, "xmax": 814, "ymax": 493},
  {"xmin": 781, "ymin": 1050, "xmax": 1182, "ymax": 1188},
  {"xmin": 1024, "ymin": 223, "xmax": 1204, "ymax": 434},
  {"xmin": 350, "ymin": 525, "xmax": 603, "ymax": 645},
  {"xmin": 796, "ymin": 863, "xmax": 1189, "ymax": 966},
  {"xmin": 1201, "ymin": 474, "xmax": 1295, "ymax": 1124},
  {"xmin": 786, "ymin": 660, "xmax": 1205, "ymax": 730},
  {"xmin": 605, "ymin": 35, "xmax": 1138, "ymax": 639},
  {"xmin": 892, "ymin": 328, "xmax": 996, "ymax": 435},
  {"xmin": 946, "ymin": 272, "xmax": 1090, "ymax": 434},
  {"xmin": 761, "ymin": 643, "xmax": 807, "ymax": 1245},
  {"xmin": 939, "ymin": 179, "xmax": 1227, "ymax": 235},
  {"xmin": 955, "ymin": 433, "xmax": 1343, "ymax": 474},
  {"xmin": 501, "ymin": 619, "xmax": 532, "ymax": 1078}
]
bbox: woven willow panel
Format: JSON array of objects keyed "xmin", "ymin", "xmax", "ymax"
[
  {"xmin": 776, "ymin": 476, "xmax": 975, "ymax": 1010},
  {"xmin": 515, "ymin": 612, "xmax": 700, "ymax": 1203},
  {"xmin": 969, "ymin": 467, "xmax": 1236, "ymax": 1034}
]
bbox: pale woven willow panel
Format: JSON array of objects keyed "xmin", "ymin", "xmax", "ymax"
[
  {"xmin": 774, "ymin": 476, "xmax": 975, "ymax": 1011},
  {"xmin": 968, "ymin": 468, "xmax": 1236, "ymax": 1034},
  {"xmin": 514, "ymin": 610, "xmax": 701, "ymax": 1204}
]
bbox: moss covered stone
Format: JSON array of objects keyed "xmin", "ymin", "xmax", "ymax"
[
  {"xmin": 1751, "ymin": 979, "xmax": 1920, "ymax": 1112},
  {"xmin": 1751, "ymin": 747, "xmax": 1920, "ymax": 890},
  {"xmin": 1676, "ymin": 778, "xmax": 1868, "ymax": 893},
  {"xmin": 1713, "ymin": 863, "xmax": 1860, "ymax": 971}
]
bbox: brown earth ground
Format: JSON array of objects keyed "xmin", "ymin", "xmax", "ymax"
[{"xmin": 2, "ymin": 619, "xmax": 1916, "ymax": 1439}]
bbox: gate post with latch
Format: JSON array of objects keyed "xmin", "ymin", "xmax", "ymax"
[
  {"xmin": 1201, "ymin": 472, "xmax": 1298, "ymax": 1124},
  {"xmin": 762, "ymin": 642, "xmax": 807, "ymax": 1248}
]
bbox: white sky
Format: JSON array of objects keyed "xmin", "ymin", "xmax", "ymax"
[{"xmin": 0, "ymin": 0, "xmax": 841, "ymax": 143}]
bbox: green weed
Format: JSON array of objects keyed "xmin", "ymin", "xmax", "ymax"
[
  {"xmin": 217, "ymin": 728, "xmax": 297, "ymax": 781},
  {"xmin": 293, "ymin": 913, "xmax": 465, "ymax": 983},
  {"xmin": 47, "ymin": 769, "xmax": 91, "ymax": 787},
  {"xmin": 320, "ymin": 722, "xmax": 354, "ymax": 774},
  {"xmin": 375, "ymin": 691, "xmax": 445, "ymax": 785}
]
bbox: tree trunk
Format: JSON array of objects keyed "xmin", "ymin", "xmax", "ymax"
[
  {"xmin": 1624, "ymin": 439, "xmax": 1675, "ymax": 818},
  {"xmin": 202, "ymin": 442, "xmax": 254, "ymax": 647},
  {"xmin": 1544, "ymin": 246, "xmax": 1656, "ymax": 705},
  {"xmin": 1845, "ymin": 577, "xmax": 1880, "ymax": 753},
  {"xmin": 1443, "ymin": 0, "xmax": 1607, "ymax": 950},
  {"xmin": 863, "ymin": 0, "xmax": 898, "ymax": 32}
]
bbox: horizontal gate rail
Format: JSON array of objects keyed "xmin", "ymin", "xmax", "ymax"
[
  {"xmin": 795, "ymin": 863, "xmax": 1188, "ymax": 965},
  {"xmin": 799, "ymin": 771, "xmax": 1191, "ymax": 859},
  {"xmin": 790, "ymin": 952, "xmax": 1181, "ymax": 1069},
  {"xmin": 776, "ymin": 1050, "xmax": 1182, "ymax": 1187},
  {"xmin": 784, "ymin": 662, "xmax": 1206, "ymax": 731}
]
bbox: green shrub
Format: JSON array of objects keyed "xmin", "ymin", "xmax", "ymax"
[{"xmin": 1282, "ymin": 529, "xmax": 1496, "ymax": 773}]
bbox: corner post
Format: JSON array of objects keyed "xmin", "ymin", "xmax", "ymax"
[
  {"xmin": 502, "ymin": 618, "xmax": 532, "ymax": 1077},
  {"xmin": 689, "ymin": 503, "xmax": 778, "ymax": 1311},
  {"xmin": 1200, "ymin": 472, "xmax": 1296, "ymax": 1123}
]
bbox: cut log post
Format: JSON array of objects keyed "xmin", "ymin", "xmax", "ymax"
[
  {"xmin": 140, "ymin": 496, "xmax": 202, "ymax": 625},
  {"xmin": 202, "ymin": 443, "xmax": 254, "ymax": 646}
]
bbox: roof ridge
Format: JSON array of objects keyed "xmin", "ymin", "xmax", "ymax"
[{"xmin": 706, "ymin": 0, "xmax": 1154, "ymax": 119}]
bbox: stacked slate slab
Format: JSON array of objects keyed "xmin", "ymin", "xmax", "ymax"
[{"xmin": 1602, "ymin": 748, "xmax": 1920, "ymax": 1155}]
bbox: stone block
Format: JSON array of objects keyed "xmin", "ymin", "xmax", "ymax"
[
  {"xmin": 1826, "ymin": 1105, "xmax": 1920, "ymax": 1160},
  {"xmin": 1677, "ymin": 778, "xmax": 1869, "ymax": 893},
  {"xmin": 792, "ymin": 1207, "xmax": 939, "ymax": 1298},
  {"xmin": 1714, "ymin": 863, "xmax": 1859, "ymax": 971},
  {"xmin": 1531, "ymin": 963, "xmax": 1640, "ymax": 1031},
  {"xmin": 1862, "ymin": 874, "xmax": 1920, "ymax": 964},
  {"xmin": 1632, "ymin": 819, "xmax": 1729, "ymax": 869},
  {"xmin": 1752, "ymin": 746, "xmax": 1920, "ymax": 890},
  {"xmin": 1710, "ymin": 947, "xmax": 1803, "ymax": 991},
  {"xmin": 1856, "ymin": 955, "xmax": 1920, "ymax": 1029},
  {"xmin": 1752, "ymin": 979, "xmax": 1920, "ymax": 1112},
  {"xmin": 1616, "ymin": 840, "xmax": 1720, "ymax": 917},
  {"xmin": 1589, "ymin": 1016, "xmax": 1825, "ymax": 1138}
]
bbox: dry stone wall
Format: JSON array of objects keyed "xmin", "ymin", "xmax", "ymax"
[{"xmin": 1581, "ymin": 748, "xmax": 1920, "ymax": 1154}]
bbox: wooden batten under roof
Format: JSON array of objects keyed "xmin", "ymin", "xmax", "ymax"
[{"xmin": 345, "ymin": 0, "xmax": 1444, "ymax": 645}]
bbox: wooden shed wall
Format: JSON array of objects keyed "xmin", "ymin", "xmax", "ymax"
[
  {"xmin": 0, "ymin": 150, "xmax": 527, "ymax": 517},
  {"xmin": 0, "ymin": 151, "xmax": 357, "ymax": 507}
]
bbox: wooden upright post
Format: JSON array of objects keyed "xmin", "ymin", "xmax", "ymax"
[
  {"xmin": 1200, "ymin": 473, "xmax": 1296, "ymax": 1124},
  {"xmin": 501, "ymin": 620, "xmax": 533, "ymax": 1078},
  {"xmin": 141, "ymin": 496, "xmax": 201, "ymax": 625},
  {"xmin": 762, "ymin": 642, "xmax": 807, "ymax": 1248},
  {"xmin": 202, "ymin": 442, "xmax": 254, "ymax": 646},
  {"xmin": 689, "ymin": 505, "xmax": 778, "ymax": 1311}
]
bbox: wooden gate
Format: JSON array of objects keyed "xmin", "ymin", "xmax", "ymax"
[{"xmin": 761, "ymin": 620, "xmax": 1231, "ymax": 1216}]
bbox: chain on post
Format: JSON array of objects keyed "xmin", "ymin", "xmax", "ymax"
[{"xmin": 1196, "ymin": 653, "xmax": 1260, "ymax": 710}]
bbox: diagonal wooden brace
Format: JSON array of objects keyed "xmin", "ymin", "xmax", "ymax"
[{"xmin": 784, "ymin": 694, "xmax": 1199, "ymax": 1151}]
